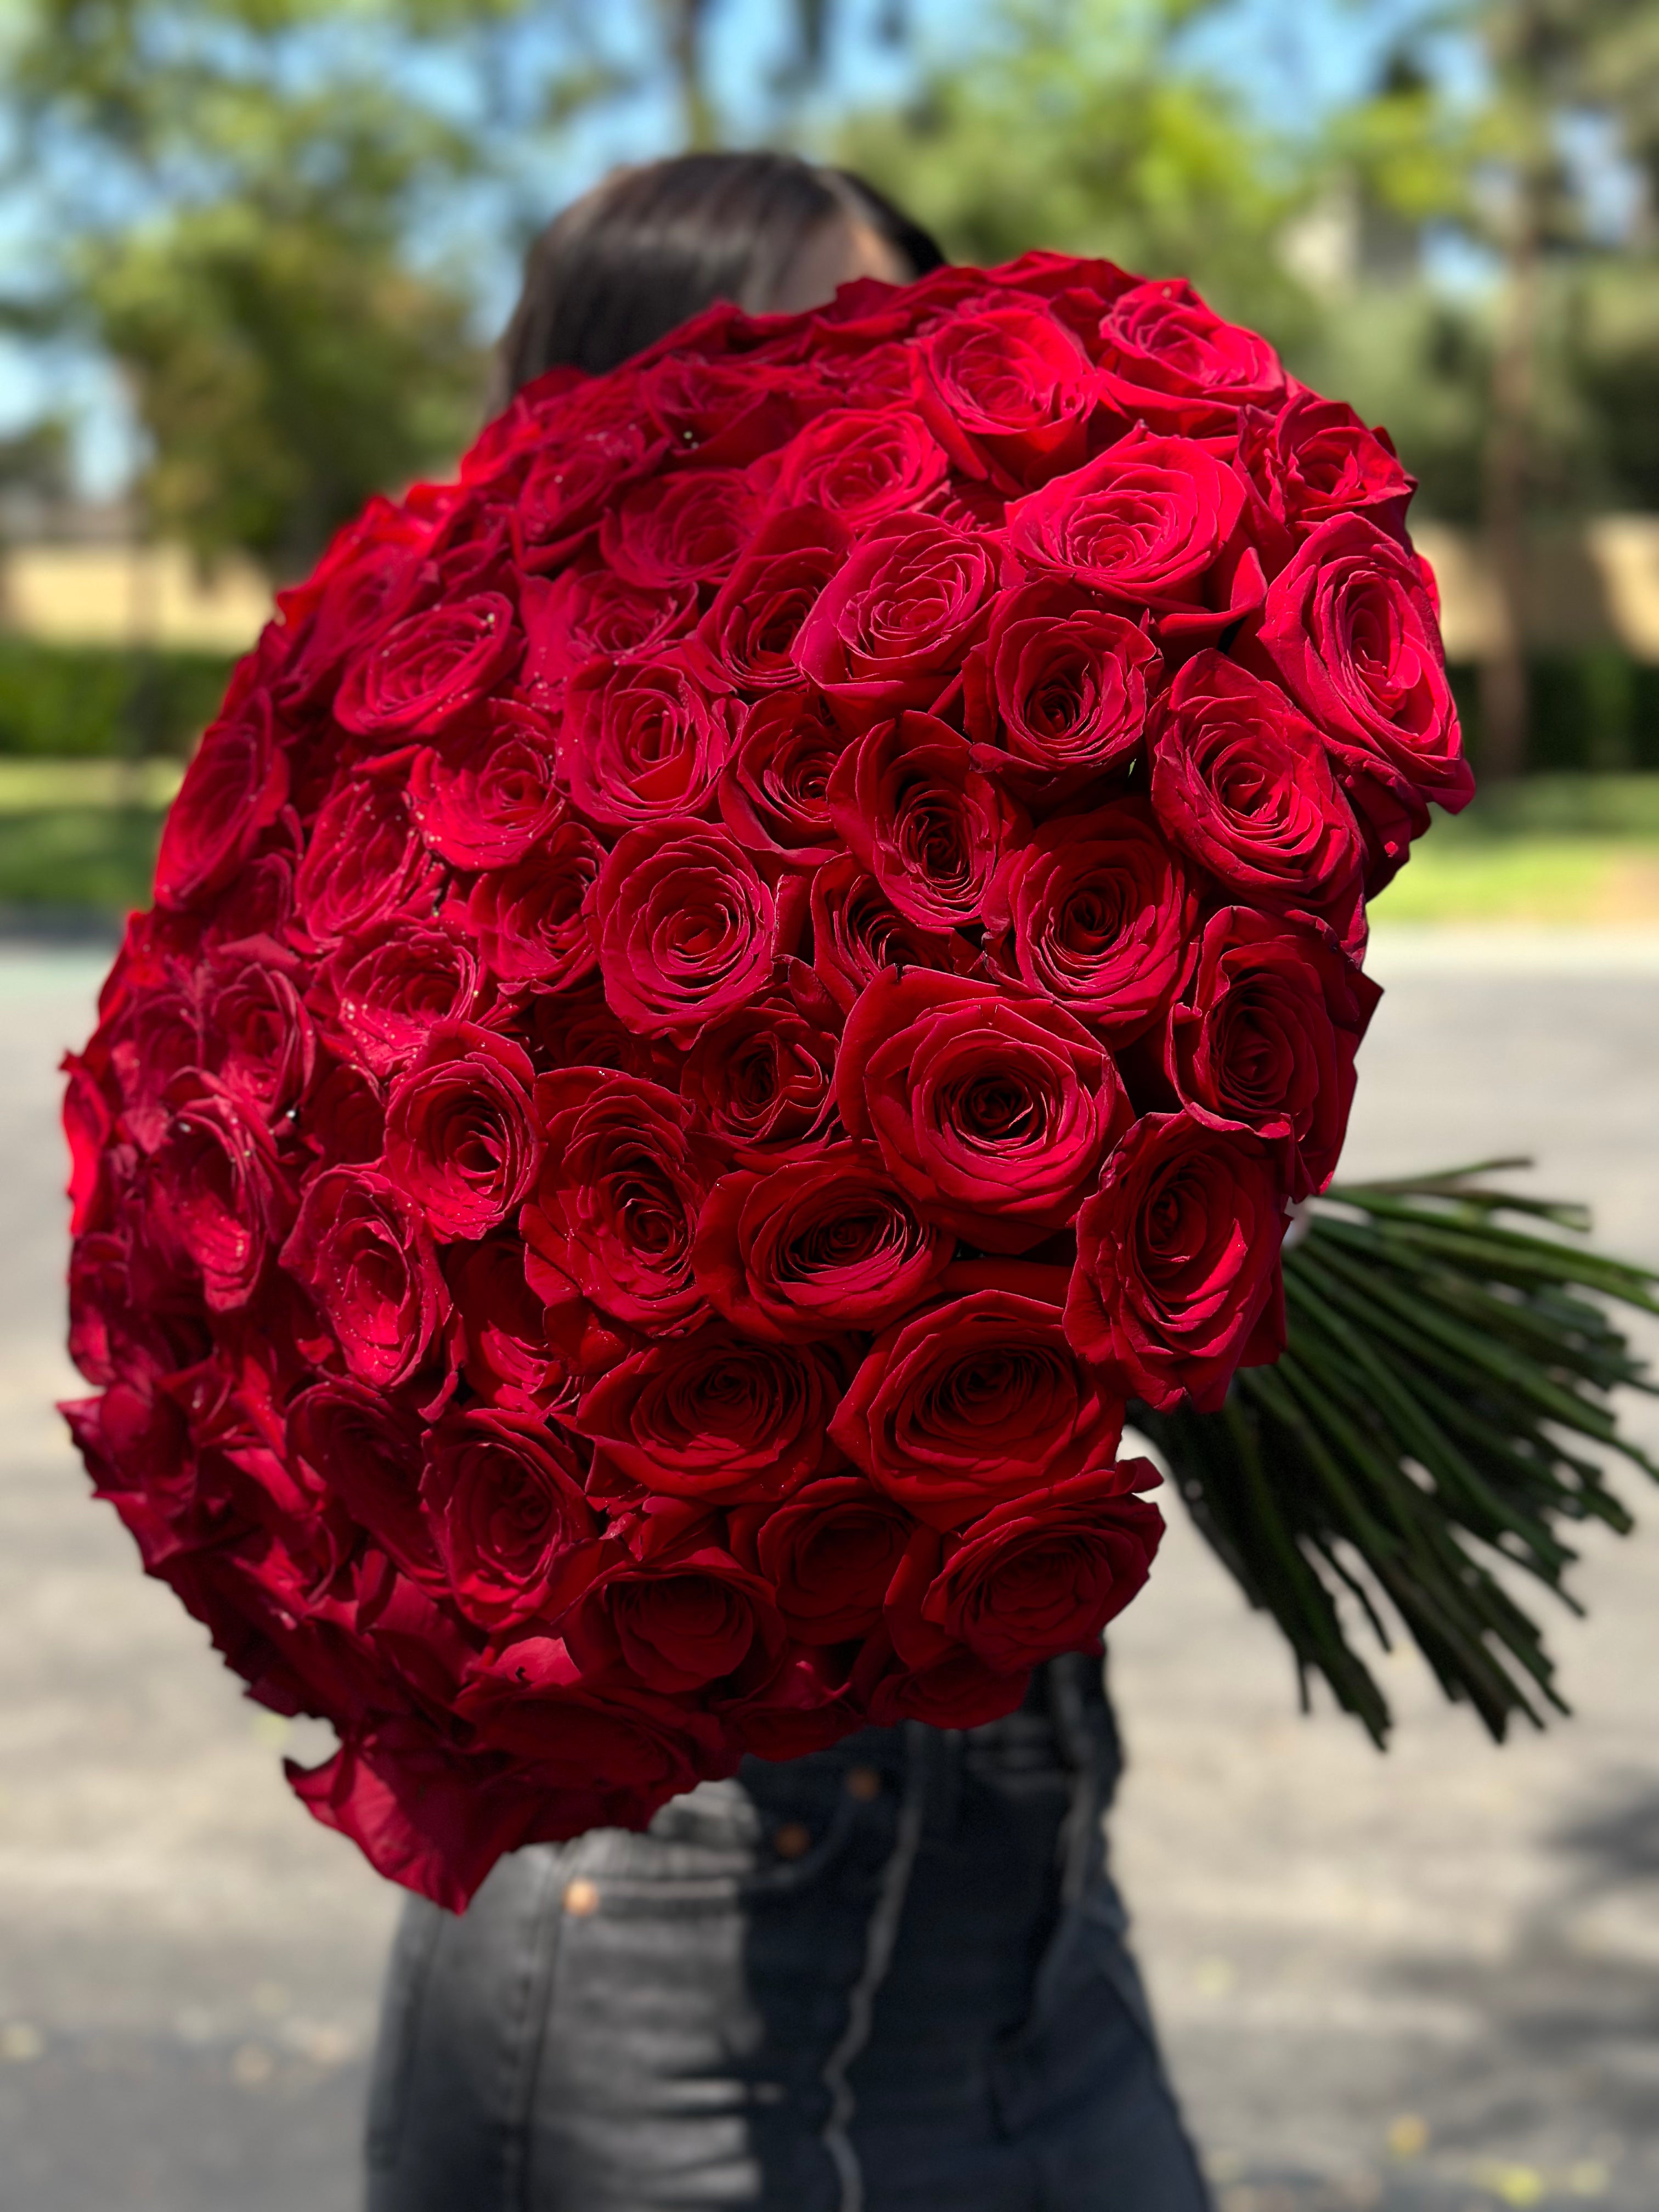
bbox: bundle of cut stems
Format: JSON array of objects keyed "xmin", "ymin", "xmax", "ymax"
[{"xmin": 1137, "ymin": 1163, "xmax": 1659, "ymax": 1743}]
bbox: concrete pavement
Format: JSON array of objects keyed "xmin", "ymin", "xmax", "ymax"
[{"xmin": 1, "ymin": 930, "xmax": 1656, "ymax": 2210}]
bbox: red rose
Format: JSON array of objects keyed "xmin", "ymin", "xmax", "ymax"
[
  {"xmin": 520, "ymin": 566, "xmax": 697, "ymax": 698},
  {"xmin": 589, "ymin": 819, "xmax": 777, "ymax": 1043},
  {"xmin": 150, "ymin": 1074, "xmax": 294, "ymax": 1312},
  {"xmin": 1150, "ymin": 651, "xmax": 1366, "ymax": 953},
  {"xmin": 830, "ymin": 1290, "xmax": 1125, "ymax": 1530},
  {"xmin": 768, "ymin": 408, "xmax": 949, "ymax": 526},
  {"xmin": 983, "ymin": 799, "xmax": 1195, "ymax": 1046},
  {"xmin": 1238, "ymin": 393, "xmax": 1414, "ymax": 543},
  {"xmin": 718, "ymin": 688, "xmax": 848, "ymax": 864},
  {"xmin": 919, "ymin": 301, "xmax": 1094, "ymax": 481},
  {"xmin": 521, "ymin": 1069, "xmax": 716, "ymax": 1333},
  {"xmin": 837, "ymin": 970, "xmax": 1131, "ymax": 1253},
  {"xmin": 557, "ymin": 652, "xmax": 737, "ymax": 831},
  {"xmin": 1092, "ymin": 279, "xmax": 1286, "ymax": 432},
  {"xmin": 335, "ymin": 592, "xmax": 521, "ymax": 740},
  {"xmin": 420, "ymin": 1407, "xmax": 599, "ymax": 1632},
  {"xmin": 692, "ymin": 1147, "xmax": 953, "ymax": 1340},
  {"xmin": 458, "ymin": 1635, "xmax": 724, "ymax": 1798},
  {"xmin": 446, "ymin": 1235, "xmax": 574, "ymax": 1412},
  {"xmin": 1253, "ymin": 514, "xmax": 1474, "ymax": 839},
  {"xmin": 961, "ymin": 580, "xmax": 1161, "ymax": 798},
  {"xmin": 408, "ymin": 698, "xmax": 565, "ymax": 869},
  {"xmin": 689, "ymin": 507, "xmax": 849, "ymax": 693},
  {"xmin": 287, "ymin": 1380, "xmax": 440, "ymax": 1586},
  {"xmin": 680, "ymin": 964, "xmax": 842, "ymax": 1165},
  {"xmin": 199, "ymin": 955, "xmax": 315, "ymax": 1123},
  {"xmin": 644, "ymin": 352, "xmax": 819, "ymax": 466},
  {"xmin": 298, "ymin": 1058, "xmax": 385, "ymax": 1168},
  {"xmin": 466, "ymin": 822, "xmax": 605, "ymax": 993},
  {"xmin": 572, "ymin": 1323, "xmax": 849, "ymax": 1505},
  {"xmin": 153, "ymin": 690, "xmax": 289, "ymax": 911},
  {"xmin": 792, "ymin": 513, "xmax": 996, "ymax": 721},
  {"xmin": 825, "ymin": 711, "xmax": 1021, "ymax": 933},
  {"xmin": 850, "ymin": 1626, "xmax": 1031, "ymax": 1730},
  {"xmin": 280, "ymin": 1166, "xmax": 450, "ymax": 1390},
  {"xmin": 1064, "ymin": 1110, "xmax": 1285, "ymax": 1413},
  {"xmin": 313, "ymin": 924, "xmax": 482, "ymax": 1079},
  {"xmin": 292, "ymin": 772, "xmax": 440, "ymax": 949},
  {"xmin": 1167, "ymin": 907, "xmax": 1381, "ymax": 1199},
  {"xmin": 600, "ymin": 464, "xmax": 762, "ymax": 589},
  {"xmin": 562, "ymin": 1541, "xmax": 786, "ymax": 1695},
  {"xmin": 511, "ymin": 395, "xmax": 664, "ymax": 570},
  {"xmin": 272, "ymin": 496, "xmax": 429, "ymax": 708},
  {"xmin": 730, "ymin": 1475, "xmax": 916, "ymax": 1644},
  {"xmin": 1003, "ymin": 426, "xmax": 1263, "ymax": 641},
  {"xmin": 885, "ymin": 1459, "xmax": 1163, "ymax": 1671},
  {"xmin": 809, "ymin": 853, "xmax": 977, "ymax": 1015},
  {"xmin": 383, "ymin": 1024, "xmax": 541, "ymax": 1242}
]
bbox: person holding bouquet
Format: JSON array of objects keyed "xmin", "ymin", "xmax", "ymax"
[{"xmin": 362, "ymin": 151, "xmax": 1214, "ymax": 2212}]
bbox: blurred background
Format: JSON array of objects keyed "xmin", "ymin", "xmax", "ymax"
[{"xmin": 1, "ymin": 4, "xmax": 1658, "ymax": 2210}]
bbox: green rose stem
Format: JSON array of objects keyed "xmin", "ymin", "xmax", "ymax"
[{"xmin": 1137, "ymin": 1162, "xmax": 1659, "ymax": 1746}]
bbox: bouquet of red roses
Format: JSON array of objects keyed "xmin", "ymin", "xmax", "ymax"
[{"xmin": 61, "ymin": 251, "xmax": 1474, "ymax": 1906}]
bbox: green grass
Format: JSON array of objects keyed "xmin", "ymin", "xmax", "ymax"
[{"xmin": 1374, "ymin": 837, "xmax": 1659, "ymax": 923}]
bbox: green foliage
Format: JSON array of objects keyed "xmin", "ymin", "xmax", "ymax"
[
  {"xmin": 1139, "ymin": 1167, "xmax": 1659, "ymax": 1743},
  {"xmin": 839, "ymin": 0, "xmax": 1319, "ymax": 351},
  {"xmin": 0, "ymin": 640, "xmax": 233, "ymax": 758}
]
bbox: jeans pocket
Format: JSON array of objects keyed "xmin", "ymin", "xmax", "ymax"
[{"xmin": 364, "ymin": 1895, "xmax": 444, "ymax": 2172}]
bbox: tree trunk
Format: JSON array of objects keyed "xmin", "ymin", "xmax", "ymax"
[
  {"xmin": 662, "ymin": 0, "xmax": 718, "ymax": 148},
  {"xmin": 1480, "ymin": 197, "xmax": 1539, "ymax": 782}
]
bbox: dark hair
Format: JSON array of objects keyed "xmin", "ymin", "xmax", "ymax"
[{"xmin": 493, "ymin": 150, "xmax": 945, "ymax": 403}]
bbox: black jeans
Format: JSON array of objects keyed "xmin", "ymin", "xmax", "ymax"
[{"xmin": 364, "ymin": 1656, "xmax": 1211, "ymax": 2211}]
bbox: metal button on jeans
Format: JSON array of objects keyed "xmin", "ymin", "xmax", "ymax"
[
  {"xmin": 845, "ymin": 1765, "xmax": 882, "ymax": 1802},
  {"xmin": 562, "ymin": 1877, "xmax": 600, "ymax": 1916},
  {"xmin": 772, "ymin": 1821, "xmax": 812, "ymax": 1860}
]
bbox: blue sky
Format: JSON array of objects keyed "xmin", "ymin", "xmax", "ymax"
[{"xmin": 0, "ymin": 0, "xmax": 1467, "ymax": 497}]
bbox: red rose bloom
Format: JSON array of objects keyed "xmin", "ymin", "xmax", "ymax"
[
  {"xmin": 768, "ymin": 408, "xmax": 949, "ymax": 526},
  {"xmin": 689, "ymin": 508, "xmax": 849, "ymax": 693},
  {"xmin": 293, "ymin": 772, "xmax": 439, "ymax": 949},
  {"xmin": 600, "ymin": 464, "xmax": 761, "ymax": 589},
  {"xmin": 521, "ymin": 1069, "xmax": 716, "ymax": 1333},
  {"xmin": 919, "ymin": 302, "xmax": 1094, "ymax": 482},
  {"xmin": 983, "ymin": 799, "xmax": 1195, "ymax": 1046},
  {"xmin": 313, "ymin": 924, "xmax": 483, "ymax": 1079},
  {"xmin": 809, "ymin": 853, "xmax": 977, "ymax": 1015},
  {"xmin": 718, "ymin": 689, "xmax": 848, "ymax": 864},
  {"xmin": 467, "ymin": 822, "xmax": 605, "ymax": 993},
  {"xmin": 335, "ymin": 592, "xmax": 521, "ymax": 740},
  {"xmin": 830, "ymin": 1290, "xmax": 1125, "ymax": 1530},
  {"xmin": 521, "ymin": 567, "xmax": 696, "ymax": 698},
  {"xmin": 693, "ymin": 1147, "xmax": 953, "ymax": 1341},
  {"xmin": 1092, "ymin": 279, "xmax": 1286, "ymax": 433},
  {"xmin": 825, "ymin": 711, "xmax": 1020, "ymax": 933},
  {"xmin": 589, "ymin": 818, "xmax": 777, "ymax": 1042},
  {"xmin": 420, "ymin": 1407, "xmax": 599, "ymax": 1632},
  {"xmin": 408, "ymin": 698, "xmax": 565, "ymax": 869},
  {"xmin": 153, "ymin": 691, "xmax": 289, "ymax": 911},
  {"xmin": 1167, "ymin": 907, "xmax": 1381, "ymax": 1200},
  {"xmin": 281, "ymin": 1166, "xmax": 450, "ymax": 1391},
  {"xmin": 1151, "ymin": 651, "xmax": 1367, "ymax": 953},
  {"xmin": 1003, "ymin": 426, "xmax": 1263, "ymax": 641},
  {"xmin": 572, "ymin": 1324, "xmax": 849, "ymax": 1505},
  {"xmin": 1253, "ymin": 514, "xmax": 1475, "ymax": 839},
  {"xmin": 885, "ymin": 1459, "xmax": 1164, "ymax": 1671},
  {"xmin": 383, "ymin": 1024, "xmax": 542, "ymax": 1242},
  {"xmin": 557, "ymin": 653, "xmax": 738, "ymax": 831},
  {"xmin": 837, "ymin": 970, "xmax": 1132, "ymax": 1253},
  {"xmin": 150, "ymin": 1074, "xmax": 293, "ymax": 1312},
  {"xmin": 680, "ymin": 964, "xmax": 842, "ymax": 1164},
  {"xmin": 793, "ymin": 513, "xmax": 997, "ymax": 721},
  {"xmin": 961, "ymin": 580, "xmax": 1161, "ymax": 798},
  {"xmin": 1065, "ymin": 1110, "xmax": 1286, "ymax": 1413},
  {"xmin": 731, "ymin": 1475, "xmax": 916, "ymax": 1645},
  {"xmin": 562, "ymin": 1541, "xmax": 786, "ymax": 1695}
]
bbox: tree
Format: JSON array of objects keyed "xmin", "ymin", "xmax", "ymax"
[{"xmin": 837, "ymin": 0, "xmax": 1319, "ymax": 355}]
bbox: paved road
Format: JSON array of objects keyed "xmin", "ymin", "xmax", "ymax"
[{"xmin": 1, "ymin": 928, "xmax": 1656, "ymax": 2212}]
